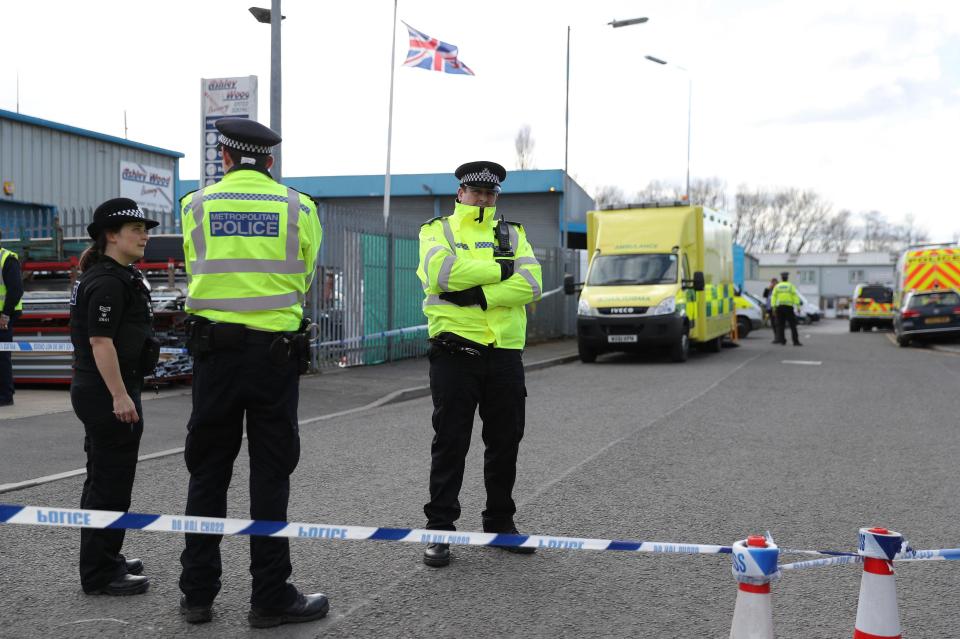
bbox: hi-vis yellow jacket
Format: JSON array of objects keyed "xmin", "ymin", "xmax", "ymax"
[
  {"xmin": 771, "ymin": 280, "xmax": 801, "ymax": 308},
  {"xmin": 0, "ymin": 249, "xmax": 22, "ymax": 312},
  {"xmin": 417, "ymin": 202, "xmax": 542, "ymax": 349},
  {"xmin": 180, "ymin": 169, "xmax": 322, "ymax": 332}
]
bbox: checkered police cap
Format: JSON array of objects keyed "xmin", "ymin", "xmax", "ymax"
[
  {"xmin": 455, "ymin": 161, "xmax": 507, "ymax": 191},
  {"xmin": 214, "ymin": 118, "xmax": 281, "ymax": 156}
]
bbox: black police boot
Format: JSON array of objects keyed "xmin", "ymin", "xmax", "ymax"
[
  {"xmin": 488, "ymin": 527, "xmax": 536, "ymax": 555},
  {"xmin": 248, "ymin": 592, "xmax": 329, "ymax": 629},
  {"xmin": 125, "ymin": 558, "xmax": 144, "ymax": 575},
  {"xmin": 180, "ymin": 595, "xmax": 213, "ymax": 624},
  {"xmin": 423, "ymin": 542, "xmax": 450, "ymax": 567},
  {"xmin": 87, "ymin": 574, "xmax": 150, "ymax": 596}
]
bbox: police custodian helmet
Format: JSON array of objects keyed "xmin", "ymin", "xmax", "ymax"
[
  {"xmin": 87, "ymin": 198, "xmax": 159, "ymax": 239},
  {"xmin": 455, "ymin": 161, "xmax": 506, "ymax": 192}
]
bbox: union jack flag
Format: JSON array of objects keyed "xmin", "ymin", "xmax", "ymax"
[{"xmin": 402, "ymin": 22, "xmax": 475, "ymax": 76}]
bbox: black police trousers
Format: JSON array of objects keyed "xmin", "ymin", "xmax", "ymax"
[
  {"xmin": 0, "ymin": 311, "xmax": 19, "ymax": 404},
  {"xmin": 775, "ymin": 305, "xmax": 800, "ymax": 345},
  {"xmin": 424, "ymin": 343, "xmax": 526, "ymax": 532},
  {"xmin": 71, "ymin": 374, "xmax": 143, "ymax": 592},
  {"xmin": 179, "ymin": 337, "xmax": 301, "ymax": 609}
]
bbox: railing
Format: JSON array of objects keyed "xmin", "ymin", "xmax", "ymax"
[{"xmin": 306, "ymin": 203, "xmax": 581, "ymax": 369}]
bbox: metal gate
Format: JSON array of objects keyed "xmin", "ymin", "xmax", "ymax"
[{"xmin": 304, "ymin": 203, "xmax": 581, "ymax": 369}]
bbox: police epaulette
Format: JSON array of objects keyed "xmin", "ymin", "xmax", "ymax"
[
  {"xmin": 498, "ymin": 219, "xmax": 524, "ymax": 230},
  {"xmin": 420, "ymin": 215, "xmax": 446, "ymax": 227}
]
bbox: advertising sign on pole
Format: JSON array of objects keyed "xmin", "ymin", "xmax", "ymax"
[
  {"xmin": 119, "ymin": 161, "xmax": 174, "ymax": 213},
  {"xmin": 200, "ymin": 76, "xmax": 258, "ymax": 187}
]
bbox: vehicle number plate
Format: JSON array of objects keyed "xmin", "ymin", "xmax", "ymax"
[
  {"xmin": 608, "ymin": 335, "xmax": 638, "ymax": 343},
  {"xmin": 925, "ymin": 316, "xmax": 949, "ymax": 324}
]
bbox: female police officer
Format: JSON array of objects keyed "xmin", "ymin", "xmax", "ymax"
[{"xmin": 70, "ymin": 197, "xmax": 160, "ymax": 595}]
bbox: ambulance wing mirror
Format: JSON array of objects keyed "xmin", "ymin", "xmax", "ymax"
[
  {"xmin": 563, "ymin": 273, "xmax": 582, "ymax": 295},
  {"xmin": 683, "ymin": 271, "xmax": 706, "ymax": 292}
]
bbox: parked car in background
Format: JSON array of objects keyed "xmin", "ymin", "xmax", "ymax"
[
  {"xmin": 893, "ymin": 290, "xmax": 960, "ymax": 347},
  {"xmin": 735, "ymin": 290, "xmax": 764, "ymax": 338},
  {"xmin": 797, "ymin": 293, "xmax": 821, "ymax": 324},
  {"xmin": 849, "ymin": 283, "xmax": 895, "ymax": 332}
]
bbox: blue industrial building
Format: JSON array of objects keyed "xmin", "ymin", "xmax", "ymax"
[{"xmin": 181, "ymin": 169, "xmax": 595, "ymax": 249}]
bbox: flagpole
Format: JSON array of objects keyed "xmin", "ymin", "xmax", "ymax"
[
  {"xmin": 563, "ymin": 25, "xmax": 570, "ymax": 250},
  {"xmin": 383, "ymin": 0, "xmax": 398, "ymax": 228}
]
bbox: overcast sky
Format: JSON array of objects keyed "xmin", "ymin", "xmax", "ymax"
[{"xmin": 2, "ymin": 0, "xmax": 958, "ymax": 241}]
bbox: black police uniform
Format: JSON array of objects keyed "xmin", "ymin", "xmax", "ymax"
[{"xmin": 70, "ymin": 255, "xmax": 158, "ymax": 592}]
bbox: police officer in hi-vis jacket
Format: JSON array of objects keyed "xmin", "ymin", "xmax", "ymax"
[
  {"xmin": 417, "ymin": 161, "xmax": 543, "ymax": 568},
  {"xmin": 177, "ymin": 118, "xmax": 326, "ymax": 628}
]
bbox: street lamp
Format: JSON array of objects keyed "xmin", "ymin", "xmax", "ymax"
[
  {"xmin": 249, "ymin": 3, "xmax": 285, "ymax": 179},
  {"xmin": 563, "ymin": 16, "xmax": 648, "ymax": 248},
  {"xmin": 645, "ymin": 55, "xmax": 692, "ymax": 202},
  {"xmin": 608, "ymin": 17, "xmax": 649, "ymax": 28}
]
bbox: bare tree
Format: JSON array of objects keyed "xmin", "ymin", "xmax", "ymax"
[
  {"xmin": 861, "ymin": 211, "xmax": 894, "ymax": 251},
  {"xmin": 514, "ymin": 125, "xmax": 535, "ymax": 170},
  {"xmin": 816, "ymin": 210, "xmax": 858, "ymax": 252},
  {"xmin": 635, "ymin": 180, "xmax": 683, "ymax": 204},
  {"xmin": 593, "ymin": 185, "xmax": 626, "ymax": 209},
  {"xmin": 733, "ymin": 186, "xmax": 768, "ymax": 253},
  {"xmin": 896, "ymin": 214, "xmax": 929, "ymax": 248},
  {"xmin": 782, "ymin": 189, "xmax": 830, "ymax": 254},
  {"xmin": 689, "ymin": 177, "xmax": 728, "ymax": 210}
]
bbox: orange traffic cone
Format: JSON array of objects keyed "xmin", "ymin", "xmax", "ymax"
[
  {"xmin": 730, "ymin": 534, "xmax": 779, "ymax": 639},
  {"xmin": 853, "ymin": 527, "xmax": 904, "ymax": 639}
]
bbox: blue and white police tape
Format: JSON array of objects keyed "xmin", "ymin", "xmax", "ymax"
[
  {"xmin": 779, "ymin": 548, "xmax": 960, "ymax": 572},
  {"xmin": 0, "ymin": 503, "xmax": 734, "ymax": 555},
  {"xmin": 315, "ymin": 325, "xmax": 428, "ymax": 349},
  {"xmin": 313, "ymin": 285, "xmax": 565, "ymax": 349},
  {"xmin": 0, "ymin": 342, "xmax": 187, "ymax": 354}
]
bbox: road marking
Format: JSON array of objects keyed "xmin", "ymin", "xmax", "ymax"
[{"xmin": 781, "ymin": 360, "xmax": 822, "ymax": 366}]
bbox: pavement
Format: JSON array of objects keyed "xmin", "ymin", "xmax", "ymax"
[{"xmin": 1, "ymin": 323, "xmax": 959, "ymax": 638}]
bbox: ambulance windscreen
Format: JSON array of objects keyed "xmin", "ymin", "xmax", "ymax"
[{"xmin": 587, "ymin": 254, "xmax": 678, "ymax": 286}]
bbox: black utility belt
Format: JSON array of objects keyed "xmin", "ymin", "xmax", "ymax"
[
  {"xmin": 189, "ymin": 321, "xmax": 289, "ymax": 349},
  {"xmin": 430, "ymin": 333, "xmax": 494, "ymax": 357},
  {"xmin": 188, "ymin": 320, "xmax": 311, "ymax": 373}
]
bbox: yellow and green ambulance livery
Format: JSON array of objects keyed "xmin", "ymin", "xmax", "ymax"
[{"xmin": 573, "ymin": 203, "xmax": 735, "ymax": 363}]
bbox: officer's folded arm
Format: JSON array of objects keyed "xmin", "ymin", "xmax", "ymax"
[
  {"xmin": 420, "ymin": 240, "xmax": 501, "ymax": 292},
  {"xmin": 89, "ymin": 337, "xmax": 139, "ymax": 424}
]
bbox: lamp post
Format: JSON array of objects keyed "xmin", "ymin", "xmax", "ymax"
[
  {"xmin": 645, "ymin": 55, "xmax": 691, "ymax": 202},
  {"xmin": 249, "ymin": 3, "xmax": 285, "ymax": 180},
  {"xmin": 563, "ymin": 17, "xmax": 648, "ymax": 248}
]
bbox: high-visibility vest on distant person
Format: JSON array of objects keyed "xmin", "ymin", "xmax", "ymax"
[
  {"xmin": 0, "ymin": 248, "xmax": 22, "ymax": 312},
  {"xmin": 771, "ymin": 281, "xmax": 801, "ymax": 307},
  {"xmin": 180, "ymin": 169, "xmax": 322, "ymax": 332},
  {"xmin": 417, "ymin": 202, "xmax": 542, "ymax": 349}
]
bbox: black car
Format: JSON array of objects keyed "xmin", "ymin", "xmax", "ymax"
[{"xmin": 893, "ymin": 290, "xmax": 960, "ymax": 347}]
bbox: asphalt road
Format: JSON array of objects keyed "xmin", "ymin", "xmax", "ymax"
[{"xmin": 0, "ymin": 321, "xmax": 957, "ymax": 638}]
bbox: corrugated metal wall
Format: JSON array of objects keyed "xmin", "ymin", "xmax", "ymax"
[
  {"xmin": 316, "ymin": 192, "xmax": 561, "ymax": 250},
  {"xmin": 0, "ymin": 116, "xmax": 179, "ymax": 235}
]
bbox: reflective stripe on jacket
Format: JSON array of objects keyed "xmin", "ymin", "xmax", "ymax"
[
  {"xmin": 180, "ymin": 169, "xmax": 322, "ymax": 332},
  {"xmin": 417, "ymin": 202, "xmax": 542, "ymax": 349}
]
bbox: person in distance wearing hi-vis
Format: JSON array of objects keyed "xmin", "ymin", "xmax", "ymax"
[
  {"xmin": 0, "ymin": 229, "xmax": 23, "ymax": 407},
  {"xmin": 417, "ymin": 160, "xmax": 543, "ymax": 567},
  {"xmin": 177, "ymin": 118, "xmax": 325, "ymax": 628},
  {"xmin": 771, "ymin": 271, "xmax": 803, "ymax": 346},
  {"xmin": 69, "ymin": 198, "xmax": 161, "ymax": 596}
]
